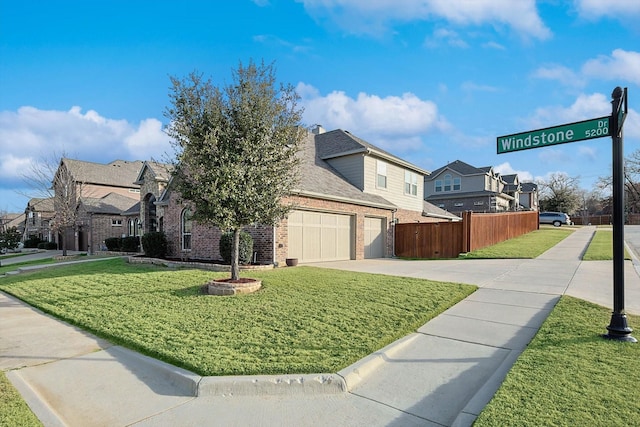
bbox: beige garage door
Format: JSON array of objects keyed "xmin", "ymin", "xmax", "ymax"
[
  {"xmin": 364, "ymin": 217, "xmax": 385, "ymax": 258},
  {"xmin": 288, "ymin": 210, "xmax": 353, "ymax": 262}
]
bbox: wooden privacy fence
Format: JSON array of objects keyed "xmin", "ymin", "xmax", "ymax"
[
  {"xmin": 395, "ymin": 211, "xmax": 539, "ymax": 259},
  {"xmin": 572, "ymin": 213, "xmax": 640, "ymax": 225}
]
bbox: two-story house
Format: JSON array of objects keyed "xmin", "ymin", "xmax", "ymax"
[
  {"xmin": 150, "ymin": 126, "xmax": 458, "ymax": 265},
  {"xmin": 424, "ymin": 160, "xmax": 516, "ymax": 214},
  {"xmin": 51, "ymin": 158, "xmax": 143, "ymax": 252},
  {"xmin": 23, "ymin": 197, "xmax": 55, "ymax": 243}
]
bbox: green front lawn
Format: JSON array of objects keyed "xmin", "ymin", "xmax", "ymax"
[
  {"xmin": 0, "ymin": 259, "xmax": 58, "ymax": 276},
  {"xmin": 0, "ymin": 371, "xmax": 42, "ymax": 427},
  {"xmin": 463, "ymin": 227, "xmax": 574, "ymax": 259},
  {"xmin": 0, "ymin": 259, "xmax": 475, "ymax": 376},
  {"xmin": 475, "ymin": 296, "xmax": 640, "ymax": 426}
]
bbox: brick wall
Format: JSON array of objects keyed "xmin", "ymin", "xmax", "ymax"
[{"xmin": 162, "ymin": 191, "xmax": 274, "ymax": 263}]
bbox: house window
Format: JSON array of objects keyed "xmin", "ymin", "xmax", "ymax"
[
  {"xmin": 377, "ymin": 160, "xmax": 387, "ymax": 189},
  {"xmin": 474, "ymin": 201, "xmax": 484, "ymax": 206},
  {"xmin": 444, "ymin": 174, "xmax": 452, "ymax": 191},
  {"xmin": 111, "ymin": 219, "xmax": 123, "ymax": 227},
  {"xmin": 454, "ymin": 202, "xmax": 464, "ymax": 207},
  {"xmin": 404, "ymin": 171, "xmax": 418, "ymax": 196},
  {"xmin": 453, "ymin": 177, "xmax": 461, "ymax": 191},
  {"xmin": 181, "ymin": 209, "xmax": 193, "ymax": 251},
  {"xmin": 438, "ymin": 204, "xmax": 445, "ymax": 208},
  {"xmin": 435, "ymin": 180, "xmax": 443, "ymax": 192}
]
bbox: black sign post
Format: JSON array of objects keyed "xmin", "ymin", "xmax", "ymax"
[{"xmin": 604, "ymin": 87, "xmax": 636, "ymax": 342}]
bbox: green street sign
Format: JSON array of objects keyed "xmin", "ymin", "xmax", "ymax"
[{"xmin": 497, "ymin": 116, "xmax": 610, "ymax": 154}]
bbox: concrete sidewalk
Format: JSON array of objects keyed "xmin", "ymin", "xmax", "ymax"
[{"xmin": 2, "ymin": 226, "xmax": 638, "ymax": 426}]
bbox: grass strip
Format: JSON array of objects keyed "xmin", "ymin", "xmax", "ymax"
[
  {"xmin": 0, "ymin": 259, "xmax": 58, "ymax": 275},
  {"xmin": 582, "ymin": 229, "xmax": 631, "ymax": 260},
  {"xmin": 0, "ymin": 371, "xmax": 42, "ymax": 427},
  {"xmin": 0, "ymin": 258, "xmax": 475, "ymax": 376},
  {"xmin": 475, "ymin": 296, "xmax": 640, "ymax": 426},
  {"xmin": 462, "ymin": 227, "xmax": 574, "ymax": 259}
]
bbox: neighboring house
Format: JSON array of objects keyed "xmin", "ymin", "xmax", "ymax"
[
  {"xmin": 133, "ymin": 161, "xmax": 172, "ymax": 235},
  {"xmin": 23, "ymin": 197, "xmax": 55, "ymax": 242},
  {"xmin": 52, "ymin": 158, "xmax": 144, "ymax": 251},
  {"xmin": 519, "ymin": 182, "xmax": 539, "ymax": 211},
  {"xmin": 79, "ymin": 193, "xmax": 140, "ymax": 253},
  {"xmin": 1, "ymin": 213, "xmax": 26, "ymax": 237},
  {"xmin": 501, "ymin": 174, "xmax": 521, "ymax": 210},
  {"xmin": 424, "ymin": 160, "xmax": 516, "ymax": 214},
  {"xmin": 146, "ymin": 126, "xmax": 458, "ymax": 265}
]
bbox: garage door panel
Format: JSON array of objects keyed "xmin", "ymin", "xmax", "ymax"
[
  {"xmin": 288, "ymin": 210, "xmax": 353, "ymax": 263},
  {"xmin": 364, "ymin": 217, "xmax": 385, "ymax": 259}
]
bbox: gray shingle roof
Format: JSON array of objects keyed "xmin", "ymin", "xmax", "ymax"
[
  {"xmin": 134, "ymin": 161, "xmax": 173, "ymax": 184},
  {"xmin": 293, "ymin": 132, "xmax": 396, "ymax": 209},
  {"xmin": 521, "ymin": 182, "xmax": 538, "ymax": 192},
  {"xmin": 63, "ymin": 158, "xmax": 143, "ymax": 188},
  {"xmin": 28, "ymin": 197, "xmax": 55, "ymax": 212},
  {"xmin": 422, "ymin": 201, "xmax": 461, "ymax": 221},
  {"xmin": 315, "ymin": 129, "xmax": 429, "ymax": 175},
  {"xmin": 429, "ymin": 160, "xmax": 486, "ymax": 178},
  {"xmin": 81, "ymin": 193, "xmax": 139, "ymax": 214}
]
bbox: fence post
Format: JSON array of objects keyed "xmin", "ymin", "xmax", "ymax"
[{"xmin": 462, "ymin": 211, "xmax": 471, "ymax": 253}]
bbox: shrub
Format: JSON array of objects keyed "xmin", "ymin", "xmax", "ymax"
[
  {"xmin": 24, "ymin": 236, "xmax": 43, "ymax": 248},
  {"xmin": 104, "ymin": 237, "xmax": 121, "ymax": 251},
  {"xmin": 120, "ymin": 236, "xmax": 140, "ymax": 252},
  {"xmin": 141, "ymin": 231, "xmax": 168, "ymax": 258},
  {"xmin": 36, "ymin": 241, "xmax": 57, "ymax": 250},
  {"xmin": 219, "ymin": 231, "xmax": 254, "ymax": 265}
]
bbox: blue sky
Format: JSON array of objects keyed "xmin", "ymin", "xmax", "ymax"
[{"xmin": 1, "ymin": 0, "xmax": 640, "ymax": 212}]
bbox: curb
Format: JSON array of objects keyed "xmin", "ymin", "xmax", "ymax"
[
  {"xmin": 7, "ymin": 369, "xmax": 68, "ymax": 427},
  {"xmin": 198, "ymin": 373, "xmax": 346, "ymax": 396},
  {"xmin": 337, "ymin": 333, "xmax": 420, "ymax": 390}
]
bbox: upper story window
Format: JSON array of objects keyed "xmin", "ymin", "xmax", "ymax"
[
  {"xmin": 435, "ymin": 180, "xmax": 442, "ymax": 192},
  {"xmin": 404, "ymin": 171, "xmax": 418, "ymax": 196},
  {"xmin": 444, "ymin": 174, "xmax": 452, "ymax": 191},
  {"xmin": 111, "ymin": 219, "xmax": 123, "ymax": 227},
  {"xmin": 453, "ymin": 177, "xmax": 461, "ymax": 191},
  {"xmin": 181, "ymin": 209, "xmax": 193, "ymax": 251},
  {"xmin": 377, "ymin": 160, "xmax": 387, "ymax": 189}
]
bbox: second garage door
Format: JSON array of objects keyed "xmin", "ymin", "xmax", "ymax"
[{"xmin": 288, "ymin": 210, "xmax": 353, "ymax": 262}]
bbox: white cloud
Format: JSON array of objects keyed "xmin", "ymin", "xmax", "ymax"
[
  {"xmin": 532, "ymin": 65, "xmax": 585, "ymax": 88},
  {"xmin": 296, "ymin": 0, "xmax": 551, "ymax": 39},
  {"xmin": 574, "ymin": 0, "xmax": 640, "ymax": 19},
  {"xmin": 527, "ymin": 93, "xmax": 610, "ymax": 129},
  {"xmin": 0, "ymin": 106, "xmax": 172, "ymax": 186},
  {"xmin": 494, "ymin": 162, "xmax": 533, "ymax": 181},
  {"xmin": 581, "ymin": 49, "xmax": 640, "ymax": 86},
  {"xmin": 424, "ymin": 28, "xmax": 468, "ymax": 48},
  {"xmin": 578, "ymin": 146, "xmax": 598, "ymax": 161},
  {"xmin": 297, "ymin": 82, "xmax": 449, "ymax": 151}
]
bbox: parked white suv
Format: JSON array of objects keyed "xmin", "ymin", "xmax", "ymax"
[{"xmin": 539, "ymin": 211, "xmax": 571, "ymax": 227}]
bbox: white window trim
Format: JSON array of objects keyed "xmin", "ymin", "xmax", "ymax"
[
  {"xmin": 404, "ymin": 171, "xmax": 418, "ymax": 196},
  {"xmin": 111, "ymin": 219, "xmax": 123, "ymax": 227},
  {"xmin": 181, "ymin": 209, "xmax": 192, "ymax": 251},
  {"xmin": 377, "ymin": 160, "xmax": 387, "ymax": 189}
]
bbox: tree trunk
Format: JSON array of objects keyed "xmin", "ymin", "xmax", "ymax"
[
  {"xmin": 231, "ymin": 228, "xmax": 240, "ymax": 280},
  {"xmin": 61, "ymin": 228, "xmax": 67, "ymax": 257}
]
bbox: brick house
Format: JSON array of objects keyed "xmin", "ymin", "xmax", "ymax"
[
  {"xmin": 149, "ymin": 126, "xmax": 458, "ymax": 265},
  {"xmin": 51, "ymin": 158, "xmax": 143, "ymax": 251},
  {"xmin": 23, "ymin": 197, "xmax": 55, "ymax": 243}
]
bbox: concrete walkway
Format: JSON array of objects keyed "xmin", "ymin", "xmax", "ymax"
[{"xmin": 1, "ymin": 226, "xmax": 639, "ymax": 426}]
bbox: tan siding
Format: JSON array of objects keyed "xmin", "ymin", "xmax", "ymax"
[
  {"xmin": 364, "ymin": 156, "xmax": 424, "ymax": 213},
  {"xmin": 324, "ymin": 155, "xmax": 365, "ymax": 190}
]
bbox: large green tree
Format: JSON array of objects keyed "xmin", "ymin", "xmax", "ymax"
[{"xmin": 165, "ymin": 60, "xmax": 305, "ymax": 280}]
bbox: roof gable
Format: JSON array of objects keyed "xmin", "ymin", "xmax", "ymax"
[
  {"xmin": 315, "ymin": 129, "xmax": 429, "ymax": 176},
  {"xmin": 62, "ymin": 158, "xmax": 144, "ymax": 188},
  {"xmin": 429, "ymin": 160, "xmax": 487, "ymax": 179}
]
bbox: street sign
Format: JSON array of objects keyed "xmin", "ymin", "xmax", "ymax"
[{"xmin": 497, "ymin": 116, "xmax": 610, "ymax": 154}]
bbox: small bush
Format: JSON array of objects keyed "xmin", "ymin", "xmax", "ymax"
[
  {"xmin": 141, "ymin": 231, "xmax": 168, "ymax": 258},
  {"xmin": 36, "ymin": 242, "xmax": 57, "ymax": 250},
  {"xmin": 104, "ymin": 237, "xmax": 121, "ymax": 251},
  {"xmin": 219, "ymin": 231, "xmax": 254, "ymax": 265},
  {"xmin": 120, "ymin": 236, "xmax": 140, "ymax": 252},
  {"xmin": 24, "ymin": 236, "xmax": 43, "ymax": 249}
]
